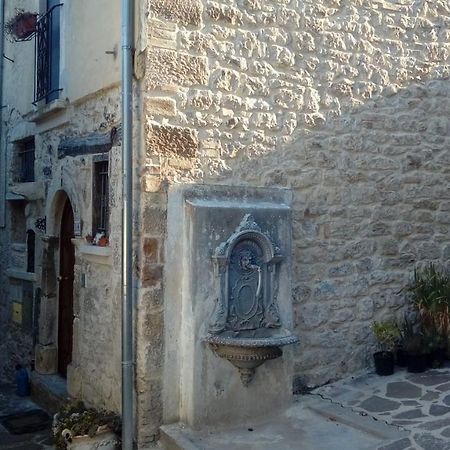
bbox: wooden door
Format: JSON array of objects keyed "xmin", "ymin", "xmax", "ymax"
[{"xmin": 58, "ymin": 199, "xmax": 74, "ymax": 377}]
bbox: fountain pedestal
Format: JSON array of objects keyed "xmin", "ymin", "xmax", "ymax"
[{"xmin": 163, "ymin": 185, "xmax": 299, "ymax": 430}]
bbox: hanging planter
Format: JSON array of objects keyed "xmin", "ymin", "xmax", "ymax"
[{"xmin": 5, "ymin": 10, "xmax": 37, "ymax": 41}]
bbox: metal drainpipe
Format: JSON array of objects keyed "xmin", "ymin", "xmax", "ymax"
[
  {"xmin": 121, "ymin": 0, "xmax": 135, "ymax": 448},
  {"xmin": 0, "ymin": 0, "xmax": 5, "ymax": 229}
]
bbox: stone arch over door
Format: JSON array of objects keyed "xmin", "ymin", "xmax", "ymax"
[{"xmin": 35, "ymin": 190, "xmax": 78, "ymax": 376}]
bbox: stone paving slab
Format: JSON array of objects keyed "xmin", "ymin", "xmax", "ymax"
[
  {"xmin": 312, "ymin": 363, "xmax": 450, "ymax": 450},
  {"xmin": 160, "ymin": 395, "xmax": 409, "ymax": 450},
  {"xmin": 0, "ymin": 384, "xmax": 54, "ymax": 450}
]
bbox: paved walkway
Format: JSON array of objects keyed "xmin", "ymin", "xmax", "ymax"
[
  {"xmin": 2, "ymin": 366, "xmax": 450, "ymax": 449},
  {"xmin": 161, "ymin": 364, "xmax": 450, "ymax": 450},
  {"xmin": 312, "ymin": 364, "xmax": 450, "ymax": 450},
  {"xmin": 0, "ymin": 384, "xmax": 53, "ymax": 450}
]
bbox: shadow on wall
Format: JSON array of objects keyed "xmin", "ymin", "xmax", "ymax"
[{"xmin": 222, "ymin": 77, "xmax": 450, "ymax": 388}]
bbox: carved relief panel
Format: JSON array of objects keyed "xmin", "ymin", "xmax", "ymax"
[{"xmin": 209, "ymin": 214, "xmax": 283, "ymax": 336}]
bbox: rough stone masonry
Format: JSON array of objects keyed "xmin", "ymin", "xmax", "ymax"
[{"xmin": 137, "ymin": 0, "xmax": 450, "ymax": 444}]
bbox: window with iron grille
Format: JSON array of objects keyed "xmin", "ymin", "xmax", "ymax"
[
  {"xmin": 27, "ymin": 230, "xmax": 36, "ymax": 273},
  {"xmin": 34, "ymin": 1, "xmax": 62, "ymax": 104},
  {"xmin": 18, "ymin": 138, "xmax": 35, "ymax": 183},
  {"xmin": 93, "ymin": 160, "xmax": 109, "ymax": 235}
]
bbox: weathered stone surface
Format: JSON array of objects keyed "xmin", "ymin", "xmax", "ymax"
[
  {"xmin": 413, "ymin": 433, "xmax": 450, "ymax": 450},
  {"xmin": 418, "ymin": 417, "xmax": 450, "ymax": 431},
  {"xmin": 386, "ymin": 382, "xmax": 422, "ymax": 399},
  {"xmin": 146, "ymin": 48, "xmax": 209, "ymax": 89},
  {"xmin": 146, "ymin": 97, "xmax": 177, "ymax": 117},
  {"xmin": 141, "ymin": 264, "xmax": 163, "ymax": 288},
  {"xmin": 146, "ymin": 122, "xmax": 199, "ymax": 158},
  {"xmin": 430, "ymin": 404, "xmax": 450, "ymax": 417},
  {"xmin": 142, "ymin": 205, "xmax": 167, "ymax": 236},
  {"xmin": 143, "ymin": 237, "xmax": 159, "ymax": 263},
  {"xmin": 151, "ymin": 0, "xmax": 203, "ymax": 26},
  {"xmin": 359, "ymin": 396, "xmax": 401, "ymax": 413},
  {"xmin": 393, "ymin": 409, "xmax": 426, "ymax": 420},
  {"xmin": 421, "ymin": 391, "xmax": 441, "ymax": 401},
  {"xmin": 378, "ymin": 438, "xmax": 411, "ymax": 450},
  {"xmin": 408, "ymin": 372, "xmax": 450, "ymax": 387}
]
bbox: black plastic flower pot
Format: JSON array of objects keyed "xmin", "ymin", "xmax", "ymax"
[
  {"xmin": 396, "ymin": 349, "xmax": 408, "ymax": 367},
  {"xmin": 374, "ymin": 351, "xmax": 394, "ymax": 376},
  {"xmin": 407, "ymin": 353, "xmax": 428, "ymax": 373},
  {"xmin": 428, "ymin": 348, "xmax": 447, "ymax": 368}
]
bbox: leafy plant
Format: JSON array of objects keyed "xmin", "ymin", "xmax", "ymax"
[
  {"xmin": 407, "ymin": 263, "xmax": 450, "ymax": 345},
  {"xmin": 372, "ymin": 320, "xmax": 400, "ymax": 353},
  {"xmin": 53, "ymin": 401, "xmax": 121, "ymax": 449}
]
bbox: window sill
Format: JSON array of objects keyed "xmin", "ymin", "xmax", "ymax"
[
  {"xmin": 72, "ymin": 239, "xmax": 112, "ymax": 266},
  {"xmin": 7, "ymin": 269, "xmax": 37, "ymax": 282},
  {"xmin": 7, "ymin": 182, "xmax": 45, "ymax": 201},
  {"xmin": 28, "ymin": 98, "xmax": 68, "ymax": 123}
]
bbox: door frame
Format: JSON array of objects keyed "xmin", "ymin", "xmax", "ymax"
[{"xmin": 57, "ymin": 197, "xmax": 75, "ymax": 376}]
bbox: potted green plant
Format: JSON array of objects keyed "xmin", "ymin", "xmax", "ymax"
[
  {"xmin": 423, "ymin": 324, "xmax": 447, "ymax": 368},
  {"xmin": 407, "ymin": 263, "xmax": 450, "ymax": 364},
  {"xmin": 53, "ymin": 401, "xmax": 121, "ymax": 450},
  {"xmin": 403, "ymin": 330, "xmax": 428, "ymax": 373},
  {"xmin": 372, "ymin": 320, "xmax": 400, "ymax": 376}
]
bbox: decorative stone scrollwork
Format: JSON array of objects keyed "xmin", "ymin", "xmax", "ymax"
[{"xmin": 204, "ymin": 214, "xmax": 299, "ymax": 385}]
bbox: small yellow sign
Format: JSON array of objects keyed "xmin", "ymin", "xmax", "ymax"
[{"xmin": 12, "ymin": 302, "xmax": 22, "ymax": 324}]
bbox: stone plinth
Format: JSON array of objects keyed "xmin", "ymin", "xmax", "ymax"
[{"xmin": 163, "ymin": 184, "xmax": 297, "ymax": 430}]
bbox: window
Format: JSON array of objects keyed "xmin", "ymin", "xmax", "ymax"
[
  {"xmin": 34, "ymin": 1, "xmax": 62, "ymax": 104},
  {"xmin": 92, "ymin": 159, "xmax": 109, "ymax": 235},
  {"xmin": 17, "ymin": 138, "xmax": 35, "ymax": 183},
  {"xmin": 26, "ymin": 230, "xmax": 35, "ymax": 273}
]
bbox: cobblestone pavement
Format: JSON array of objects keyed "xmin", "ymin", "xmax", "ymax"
[
  {"xmin": 0, "ymin": 384, "xmax": 53, "ymax": 450},
  {"xmin": 312, "ymin": 364, "xmax": 450, "ymax": 450}
]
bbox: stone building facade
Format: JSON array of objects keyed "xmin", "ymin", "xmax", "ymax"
[
  {"xmin": 0, "ymin": 0, "xmax": 449, "ymax": 448},
  {"xmin": 0, "ymin": 0, "xmax": 123, "ymax": 411},
  {"xmin": 138, "ymin": 0, "xmax": 450, "ymax": 444}
]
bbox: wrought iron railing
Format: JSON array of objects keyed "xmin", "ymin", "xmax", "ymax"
[{"xmin": 34, "ymin": 4, "xmax": 63, "ymax": 104}]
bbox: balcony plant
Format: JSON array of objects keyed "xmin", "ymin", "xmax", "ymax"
[
  {"xmin": 372, "ymin": 320, "xmax": 400, "ymax": 376},
  {"xmin": 4, "ymin": 9, "xmax": 37, "ymax": 41},
  {"xmin": 53, "ymin": 401, "xmax": 120, "ymax": 450}
]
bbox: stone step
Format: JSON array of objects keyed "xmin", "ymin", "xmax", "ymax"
[
  {"xmin": 158, "ymin": 396, "xmax": 409, "ymax": 450},
  {"xmin": 30, "ymin": 372, "xmax": 70, "ymax": 415},
  {"xmin": 160, "ymin": 425, "xmax": 200, "ymax": 450}
]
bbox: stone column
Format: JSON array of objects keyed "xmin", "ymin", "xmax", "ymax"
[{"xmin": 35, "ymin": 235, "xmax": 59, "ymax": 374}]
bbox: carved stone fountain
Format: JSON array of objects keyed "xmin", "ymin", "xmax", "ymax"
[
  {"xmin": 204, "ymin": 214, "xmax": 299, "ymax": 386},
  {"xmin": 163, "ymin": 185, "xmax": 298, "ymax": 430}
]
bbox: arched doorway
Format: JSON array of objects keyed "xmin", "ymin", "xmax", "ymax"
[{"xmin": 58, "ymin": 198, "xmax": 74, "ymax": 377}]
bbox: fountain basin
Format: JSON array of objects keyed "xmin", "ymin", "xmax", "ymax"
[{"xmin": 204, "ymin": 332, "xmax": 299, "ymax": 386}]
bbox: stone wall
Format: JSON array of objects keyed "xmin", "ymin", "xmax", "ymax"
[{"xmin": 141, "ymin": 0, "xmax": 450, "ymax": 440}]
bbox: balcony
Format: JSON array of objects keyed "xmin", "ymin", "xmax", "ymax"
[{"xmin": 34, "ymin": 3, "xmax": 63, "ymax": 104}]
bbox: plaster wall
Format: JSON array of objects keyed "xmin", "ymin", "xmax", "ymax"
[
  {"xmin": 139, "ymin": 0, "xmax": 450, "ymax": 441},
  {"xmin": 62, "ymin": 0, "xmax": 121, "ymax": 103}
]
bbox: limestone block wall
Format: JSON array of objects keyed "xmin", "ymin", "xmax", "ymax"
[{"xmin": 140, "ymin": 1, "xmax": 450, "ymax": 437}]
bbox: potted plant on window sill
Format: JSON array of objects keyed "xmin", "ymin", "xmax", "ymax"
[
  {"xmin": 372, "ymin": 320, "xmax": 400, "ymax": 376},
  {"xmin": 53, "ymin": 401, "xmax": 120, "ymax": 450}
]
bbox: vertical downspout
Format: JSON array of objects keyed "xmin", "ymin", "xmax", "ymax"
[
  {"xmin": 121, "ymin": 0, "xmax": 135, "ymax": 448},
  {"xmin": 0, "ymin": 0, "xmax": 5, "ymax": 229}
]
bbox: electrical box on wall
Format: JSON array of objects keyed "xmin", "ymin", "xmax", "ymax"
[{"xmin": 12, "ymin": 302, "xmax": 23, "ymax": 324}]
